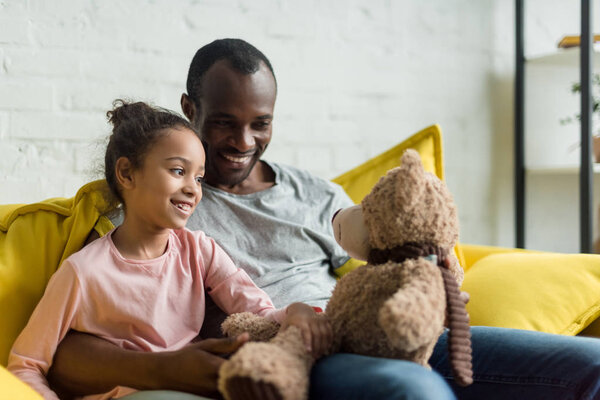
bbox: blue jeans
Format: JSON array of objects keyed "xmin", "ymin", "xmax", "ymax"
[
  {"xmin": 432, "ymin": 326, "xmax": 600, "ymax": 400},
  {"xmin": 310, "ymin": 326, "xmax": 600, "ymax": 400},
  {"xmin": 310, "ymin": 353, "xmax": 455, "ymax": 400}
]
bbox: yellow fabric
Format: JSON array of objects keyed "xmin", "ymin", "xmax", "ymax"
[
  {"xmin": 0, "ymin": 365, "xmax": 42, "ymax": 399},
  {"xmin": 463, "ymin": 252, "xmax": 600, "ymax": 335},
  {"xmin": 332, "ymin": 124, "xmax": 465, "ymax": 273},
  {"xmin": 457, "ymin": 243, "xmax": 534, "ymax": 272},
  {"xmin": 334, "ymin": 258, "xmax": 366, "ymax": 278},
  {"xmin": 0, "ymin": 180, "xmax": 116, "ymax": 366},
  {"xmin": 332, "ymin": 124, "xmax": 444, "ymax": 204}
]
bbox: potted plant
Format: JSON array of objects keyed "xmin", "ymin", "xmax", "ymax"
[{"xmin": 560, "ymin": 73, "xmax": 600, "ymax": 162}]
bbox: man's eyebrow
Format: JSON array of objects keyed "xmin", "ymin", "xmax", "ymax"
[
  {"xmin": 207, "ymin": 112, "xmax": 235, "ymax": 119},
  {"xmin": 207, "ymin": 112, "xmax": 273, "ymax": 120}
]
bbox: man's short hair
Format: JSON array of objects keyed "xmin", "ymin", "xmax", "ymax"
[{"xmin": 186, "ymin": 38, "xmax": 276, "ymax": 104}]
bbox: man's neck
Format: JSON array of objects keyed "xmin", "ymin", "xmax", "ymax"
[{"xmin": 210, "ymin": 160, "xmax": 276, "ymax": 195}]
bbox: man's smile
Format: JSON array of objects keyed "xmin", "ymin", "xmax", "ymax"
[{"xmin": 220, "ymin": 152, "xmax": 254, "ymax": 165}]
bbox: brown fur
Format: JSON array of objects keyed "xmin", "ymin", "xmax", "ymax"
[{"xmin": 218, "ymin": 149, "xmax": 471, "ymax": 400}]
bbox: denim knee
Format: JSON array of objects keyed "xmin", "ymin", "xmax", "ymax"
[{"xmin": 310, "ymin": 353, "xmax": 456, "ymax": 400}]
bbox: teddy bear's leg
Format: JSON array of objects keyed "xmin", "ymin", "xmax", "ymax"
[
  {"xmin": 221, "ymin": 312, "xmax": 280, "ymax": 342},
  {"xmin": 219, "ymin": 327, "xmax": 314, "ymax": 400},
  {"xmin": 377, "ymin": 262, "xmax": 446, "ymax": 364}
]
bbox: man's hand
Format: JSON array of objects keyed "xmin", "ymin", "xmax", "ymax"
[
  {"xmin": 157, "ymin": 333, "xmax": 250, "ymax": 396},
  {"xmin": 48, "ymin": 330, "xmax": 249, "ymax": 399},
  {"xmin": 280, "ymin": 303, "xmax": 333, "ymax": 359}
]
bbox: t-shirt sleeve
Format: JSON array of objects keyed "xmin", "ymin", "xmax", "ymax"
[
  {"xmin": 328, "ymin": 183, "xmax": 354, "ymax": 270},
  {"xmin": 200, "ymin": 235, "xmax": 286, "ymax": 323},
  {"xmin": 7, "ymin": 261, "xmax": 82, "ymax": 400}
]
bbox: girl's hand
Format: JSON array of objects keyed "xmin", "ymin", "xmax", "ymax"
[{"xmin": 280, "ymin": 303, "xmax": 333, "ymax": 359}]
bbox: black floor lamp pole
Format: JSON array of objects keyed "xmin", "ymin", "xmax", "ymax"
[
  {"xmin": 580, "ymin": 0, "xmax": 593, "ymax": 254},
  {"xmin": 515, "ymin": 0, "xmax": 525, "ymax": 249}
]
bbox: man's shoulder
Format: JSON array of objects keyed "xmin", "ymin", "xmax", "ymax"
[{"xmin": 268, "ymin": 161, "xmax": 344, "ymax": 193}]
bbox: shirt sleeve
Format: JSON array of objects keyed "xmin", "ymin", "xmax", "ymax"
[
  {"xmin": 7, "ymin": 261, "xmax": 82, "ymax": 400},
  {"xmin": 201, "ymin": 236, "xmax": 287, "ymax": 324},
  {"xmin": 328, "ymin": 183, "xmax": 355, "ymax": 270}
]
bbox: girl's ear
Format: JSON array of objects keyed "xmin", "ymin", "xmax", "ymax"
[{"xmin": 115, "ymin": 157, "xmax": 136, "ymax": 189}]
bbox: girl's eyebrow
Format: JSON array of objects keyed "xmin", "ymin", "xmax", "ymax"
[
  {"xmin": 165, "ymin": 156, "xmax": 191, "ymax": 164},
  {"xmin": 165, "ymin": 156, "xmax": 205, "ymax": 173}
]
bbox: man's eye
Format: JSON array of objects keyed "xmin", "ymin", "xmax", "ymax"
[
  {"xmin": 254, "ymin": 121, "xmax": 271, "ymax": 129},
  {"xmin": 213, "ymin": 120, "xmax": 231, "ymax": 127},
  {"xmin": 171, "ymin": 168, "xmax": 184, "ymax": 176}
]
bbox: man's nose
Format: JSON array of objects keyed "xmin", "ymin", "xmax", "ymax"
[{"xmin": 231, "ymin": 126, "xmax": 255, "ymax": 152}]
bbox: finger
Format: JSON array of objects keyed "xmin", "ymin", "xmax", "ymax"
[
  {"xmin": 311, "ymin": 321, "xmax": 323, "ymax": 358},
  {"xmin": 300, "ymin": 325, "xmax": 312, "ymax": 353},
  {"xmin": 460, "ymin": 291, "xmax": 470, "ymax": 304},
  {"xmin": 319, "ymin": 319, "xmax": 333, "ymax": 357},
  {"xmin": 444, "ymin": 257, "xmax": 451, "ymax": 268},
  {"xmin": 195, "ymin": 333, "xmax": 249, "ymax": 355},
  {"xmin": 316, "ymin": 320, "xmax": 333, "ymax": 357}
]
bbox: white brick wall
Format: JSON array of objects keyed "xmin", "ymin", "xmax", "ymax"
[{"xmin": 1, "ymin": 0, "xmax": 596, "ymax": 247}]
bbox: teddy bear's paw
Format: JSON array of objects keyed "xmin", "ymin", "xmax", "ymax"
[
  {"xmin": 221, "ymin": 312, "xmax": 280, "ymax": 341},
  {"xmin": 379, "ymin": 289, "xmax": 444, "ymax": 352},
  {"xmin": 224, "ymin": 376, "xmax": 284, "ymax": 400},
  {"xmin": 219, "ymin": 340, "xmax": 311, "ymax": 400}
]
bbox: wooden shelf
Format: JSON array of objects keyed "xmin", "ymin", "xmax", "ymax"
[
  {"xmin": 526, "ymin": 164, "xmax": 600, "ymax": 175},
  {"xmin": 526, "ymin": 47, "xmax": 600, "ymax": 67}
]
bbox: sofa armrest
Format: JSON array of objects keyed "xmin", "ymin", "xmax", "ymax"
[{"xmin": 0, "ymin": 365, "xmax": 42, "ymax": 399}]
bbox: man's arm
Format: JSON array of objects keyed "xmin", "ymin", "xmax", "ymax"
[{"xmin": 47, "ymin": 330, "xmax": 248, "ymax": 398}]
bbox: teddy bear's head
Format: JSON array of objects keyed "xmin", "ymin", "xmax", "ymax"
[
  {"xmin": 362, "ymin": 149, "xmax": 459, "ymax": 251},
  {"xmin": 332, "ymin": 149, "xmax": 459, "ymax": 260}
]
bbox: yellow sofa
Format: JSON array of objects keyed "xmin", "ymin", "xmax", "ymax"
[{"xmin": 3, "ymin": 124, "xmax": 600, "ymax": 399}]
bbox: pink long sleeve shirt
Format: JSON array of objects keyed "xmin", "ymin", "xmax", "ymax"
[{"xmin": 8, "ymin": 228, "xmax": 286, "ymax": 400}]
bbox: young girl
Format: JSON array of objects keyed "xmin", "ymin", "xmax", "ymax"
[{"xmin": 7, "ymin": 100, "xmax": 330, "ymax": 400}]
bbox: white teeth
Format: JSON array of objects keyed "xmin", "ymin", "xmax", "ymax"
[
  {"xmin": 223, "ymin": 154, "xmax": 251, "ymax": 163},
  {"xmin": 174, "ymin": 202, "xmax": 191, "ymax": 212}
]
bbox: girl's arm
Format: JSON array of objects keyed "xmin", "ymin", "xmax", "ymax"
[{"xmin": 7, "ymin": 262, "xmax": 82, "ymax": 400}]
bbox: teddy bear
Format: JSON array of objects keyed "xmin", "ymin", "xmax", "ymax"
[{"xmin": 218, "ymin": 149, "xmax": 473, "ymax": 400}]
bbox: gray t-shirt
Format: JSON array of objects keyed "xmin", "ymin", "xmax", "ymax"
[{"xmin": 190, "ymin": 161, "xmax": 353, "ymax": 337}]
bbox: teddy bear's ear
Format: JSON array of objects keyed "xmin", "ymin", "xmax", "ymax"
[{"xmin": 394, "ymin": 149, "xmax": 426, "ymax": 209}]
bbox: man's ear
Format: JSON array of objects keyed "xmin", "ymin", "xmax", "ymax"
[
  {"xmin": 115, "ymin": 157, "xmax": 136, "ymax": 189},
  {"xmin": 181, "ymin": 93, "xmax": 196, "ymax": 122}
]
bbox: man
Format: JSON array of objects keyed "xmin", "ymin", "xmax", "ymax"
[{"xmin": 49, "ymin": 39, "xmax": 600, "ymax": 400}]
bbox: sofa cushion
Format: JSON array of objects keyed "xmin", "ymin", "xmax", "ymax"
[
  {"xmin": 332, "ymin": 124, "xmax": 445, "ymax": 203},
  {"xmin": 0, "ymin": 180, "xmax": 115, "ymax": 365},
  {"xmin": 463, "ymin": 252, "xmax": 600, "ymax": 335}
]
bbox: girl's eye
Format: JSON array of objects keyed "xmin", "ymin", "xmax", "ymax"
[
  {"xmin": 172, "ymin": 168, "xmax": 184, "ymax": 176},
  {"xmin": 195, "ymin": 176, "xmax": 204, "ymax": 184}
]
